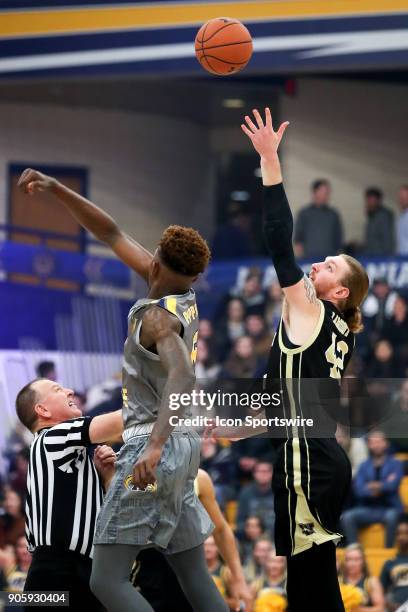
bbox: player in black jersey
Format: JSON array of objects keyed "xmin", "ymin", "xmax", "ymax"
[{"xmin": 241, "ymin": 108, "xmax": 369, "ymax": 611}]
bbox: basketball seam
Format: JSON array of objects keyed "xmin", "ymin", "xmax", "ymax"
[
  {"xmin": 201, "ymin": 54, "xmax": 217, "ymax": 75},
  {"xmin": 198, "ymin": 21, "xmax": 239, "ymax": 45},
  {"xmin": 196, "ymin": 19, "xmax": 211, "ymax": 46},
  {"xmin": 196, "ymin": 40, "xmax": 252, "ymax": 52},
  {"xmin": 201, "ymin": 54, "xmax": 249, "ymax": 66}
]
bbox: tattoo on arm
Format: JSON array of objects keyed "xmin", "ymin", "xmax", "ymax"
[{"xmin": 303, "ymin": 275, "xmax": 319, "ymax": 305}]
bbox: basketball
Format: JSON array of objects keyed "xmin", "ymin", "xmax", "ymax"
[{"xmin": 195, "ymin": 17, "xmax": 253, "ymax": 76}]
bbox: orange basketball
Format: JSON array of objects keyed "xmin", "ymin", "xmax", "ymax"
[{"xmin": 195, "ymin": 17, "xmax": 253, "ymax": 76}]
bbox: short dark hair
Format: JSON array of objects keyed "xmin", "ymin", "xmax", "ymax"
[
  {"xmin": 365, "ymin": 186, "xmax": 383, "ymax": 199},
  {"xmin": 36, "ymin": 361, "xmax": 55, "ymax": 378},
  {"xmin": 311, "ymin": 179, "xmax": 330, "ymax": 192},
  {"xmin": 16, "ymin": 380, "xmax": 40, "ymax": 432},
  {"xmin": 158, "ymin": 225, "xmax": 211, "ymax": 276}
]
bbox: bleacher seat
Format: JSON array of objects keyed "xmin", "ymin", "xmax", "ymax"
[
  {"xmin": 359, "ymin": 523, "xmax": 385, "ymax": 548},
  {"xmin": 225, "ymin": 500, "xmax": 238, "ymax": 529},
  {"xmin": 399, "ymin": 475, "xmax": 408, "ymax": 512}
]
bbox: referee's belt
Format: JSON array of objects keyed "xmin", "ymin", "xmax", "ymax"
[{"xmin": 123, "ymin": 422, "xmax": 192, "ymax": 442}]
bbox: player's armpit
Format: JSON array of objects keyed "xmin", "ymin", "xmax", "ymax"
[{"xmin": 283, "ymin": 274, "xmax": 322, "ymax": 317}]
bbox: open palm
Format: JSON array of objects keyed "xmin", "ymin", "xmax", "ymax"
[{"xmin": 241, "ymin": 107, "xmax": 289, "ymax": 157}]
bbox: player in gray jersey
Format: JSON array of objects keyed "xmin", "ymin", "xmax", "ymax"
[{"xmin": 18, "ymin": 169, "xmax": 228, "ymax": 612}]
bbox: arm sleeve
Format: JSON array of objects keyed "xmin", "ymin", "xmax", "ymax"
[
  {"xmin": 43, "ymin": 416, "xmax": 93, "ymax": 460},
  {"xmin": 263, "ymin": 183, "xmax": 304, "ymax": 288}
]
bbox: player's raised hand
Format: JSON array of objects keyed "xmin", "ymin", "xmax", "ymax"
[
  {"xmin": 241, "ymin": 107, "xmax": 289, "ymax": 158},
  {"xmin": 17, "ymin": 168, "xmax": 57, "ymax": 194}
]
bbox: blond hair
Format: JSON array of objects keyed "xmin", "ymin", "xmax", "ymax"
[{"xmin": 339, "ymin": 254, "xmax": 369, "ymax": 334}]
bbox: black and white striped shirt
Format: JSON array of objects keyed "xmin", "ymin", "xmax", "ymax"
[{"xmin": 25, "ymin": 417, "xmax": 103, "ymax": 559}]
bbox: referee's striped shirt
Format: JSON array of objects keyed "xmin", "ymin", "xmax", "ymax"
[{"xmin": 25, "ymin": 417, "xmax": 103, "ymax": 559}]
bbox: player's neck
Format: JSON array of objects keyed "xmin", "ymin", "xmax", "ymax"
[{"xmin": 148, "ymin": 282, "xmax": 190, "ymax": 300}]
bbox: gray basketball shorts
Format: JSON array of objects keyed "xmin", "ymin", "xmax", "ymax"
[{"xmin": 93, "ymin": 430, "xmax": 214, "ymax": 553}]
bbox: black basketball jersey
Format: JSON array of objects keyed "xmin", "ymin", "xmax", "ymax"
[{"xmin": 265, "ymin": 299, "xmax": 355, "ymax": 441}]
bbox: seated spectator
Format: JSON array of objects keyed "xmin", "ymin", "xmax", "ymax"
[
  {"xmin": 8, "ymin": 449, "xmax": 29, "ymax": 501},
  {"xmin": 362, "ymin": 278, "xmax": 397, "ymax": 341},
  {"xmin": 339, "ymin": 543, "xmax": 385, "ymax": 611},
  {"xmin": 383, "ymin": 295, "xmax": 408, "ymax": 365},
  {"xmin": 198, "ymin": 318, "xmax": 220, "ymax": 361},
  {"xmin": 240, "ymin": 516, "xmax": 266, "ymax": 566},
  {"xmin": 223, "ymin": 336, "xmax": 258, "ymax": 379},
  {"xmin": 200, "ymin": 437, "xmax": 237, "ymax": 510},
  {"xmin": 216, "ymin": 298, "xmax": 246, "ymax": 361},
  {"xmin": 245, "ymin": 314, "xmax": 274, "ymax": 361},
  {"xmin": 294, "ymin": 178, "xmax": 343, "ymax": 258},
  {"xmin": 364, "ymin": 187, "xmax": 395, "ymax": 256},
  {"xmin": 380, "ymin": 516, "xmax": 408, "ymax": 610},
  {"xmin": 237, "ymin": 462, "xmax": 275, "ymax": 538},
  {"xmin": 232, "ymin": 438, "xmax": 274, "ymax": 481},
  {"xmin": 0, "ymin": 545, "xmax": 16, "ymax": 590},
  {"xmin": 6, "ymin": 536, "xmax": 32, "ymax": 593},
  {"xmin": 204, "ymin": 535, "xmax": 228, "ymax": 599},
  {"xmin": 396, "ymin": 184, "xmax": 408, "ymax": 255},
  {"xmin": 230, "ymin": 269, "xmax": 267, "ymax": 317},
  {"xmin": 195, "ymin": 339, "xmax": 221, "ymax": 389},
  {"xmin": 341, "ymin": 430, "xmax": 403, "ymax": 548},
  {"xmin": 366, "ymin": 339, "xmax": 405, "ymax": 379},
  {"xmin": 252, "ymin": 550, "xmax": 287, "ymax": 602},
  {"xmin": 0, "ymin": 489, "xmax": 25, "ymax": 548},
  {"xmin": 244, "ymin": 537, "xmax": 273, "ymax": 583}
]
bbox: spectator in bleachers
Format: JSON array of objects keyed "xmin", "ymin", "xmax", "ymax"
[
  {"xmin": 195, "ymin": 339, "xmax": 221, "ymax": 389},
  {"xmin": 366, "ymin": 339, "xmax": 406, "ymax": 379},
  {"xmin": 251, "ymin": 550, "xmax": 287, "ymax": 603},
  {"xmin": 364, "ymin": 187, "xmax": 395, "ymax": 256},
  {"xmin": 245, "ymin": 314, "xmax": 274, "ymax": 361},
  {"xmin": 198, "ymin": 318, "xmax": 220, "ymax": 361},
  {"xmin": 380, "ymin": 516, "xmax": 408, "ymax": 611},
  {"xmin": 204, "ymin": 535, "xmax": 228, "ymax": 599},
  {"xmin": 237, "ymin": 462, "xmax": 275, "ymax": 538},
  {"xmin": 7, "ymin": 449, "xmax": 29, "ymax": 501},
  {"xmin": 231, "ymin": 269, "xmax": 267, "ymax": 317},
  {"xmin": 0, "ymin": 545, "xmax": 15, "ymax": 590},
  {"xmin": 223, "ymin": 336, "xmax": 258, "ymax": 379},
  {"xmin": 294, "ymin": 178, "xmax": 343, "ymax": 258},
  {"xmin": 382, "ymin": 379, "xmax": 408, "ymax": 459},
  {"xmin": 383, "ymin": 295, "xmax": 408, "ymax": 367},
  {"xmin": 233, "ymin": 439, "xmax": 274, "ymax": 481},
  {"xmin": 362, "ymin": 278, "xmax": 398, "ymax": 348},
  {"xmin": 5, "ymin": 535, "xmax": 32, "ymax": 593},
  {"xmin": 240, "ymin": 516, "xmax": 266, "ymax": 565},
  {"xmin": 396, "ymin": 185, "xmax": 408, "ymax": 256},
  {"xmin": 341, "ymin": 430, "xmax": 403, "ymax": 548},
  {"xmin": 244, "ymin": 537, "xmax": 273, "ymax": 583},
  {"xmin": 35, "ymin": 360, "xmax": 57, "ymax": 382},
  {"xmin": 264, "ymin": 282, "xmax": 283, "ymax": 332},
  {"xmin": 211, "ymin": 202, "xmax": 253, "ymax": 260},
  {"xmin": 0, "ymin": 490, "xmax": 25, "ymax": 548},
  {"xmin": 201, "ymin": 437, "xmax": 237, "ymax": 510},
  {"xmin": 216, "ymin": 298, "xmax": 246, "ymax": 361},
  {"xmin": 339, "ymin": 543, "xmax": 385, "ymax": 611}
]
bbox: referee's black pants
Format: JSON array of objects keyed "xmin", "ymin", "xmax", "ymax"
[{"xmin": 24, "ymin": 547, "xmax": 104, "ymax": 612}]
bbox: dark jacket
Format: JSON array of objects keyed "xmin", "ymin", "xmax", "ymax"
[
  {"xmin": 365, "ymin": 205, "xmax": 395, "ymax": 255},
  {"xmin": 353, "ymin": 455, "xmax": 403, "ymax": 510}
]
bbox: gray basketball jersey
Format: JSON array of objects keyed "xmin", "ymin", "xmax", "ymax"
[{"xmin": 122, "ymin": 290, "xmax": 199, "ymax": 429}]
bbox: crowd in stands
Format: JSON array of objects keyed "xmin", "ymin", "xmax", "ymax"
[
  {"xmin": 1, "ymin": 179, "xmax": 408, "ymax": 609},
  {"xmin": 211, "ymin": 181, "xmax": 408, "ymax": 260}
]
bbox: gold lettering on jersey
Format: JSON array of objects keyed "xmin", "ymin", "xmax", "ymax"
[
  {"xmin": 122, "ymin": 387, "xmax": 129, "ymax": 409},
  {"xmin": 191, "ymin": 331, "xmax": 198, "ymax": 365},
  {"xmin": 331, "ymin": 312, "xmax": 350, "ymax": 337},
  {"xmin": 183, "ymin": 303, "xmax": 198, "ymax": 325},
  {"xmin": 325, "ymin": 333, "xmax": 349, "ymax": 379}
]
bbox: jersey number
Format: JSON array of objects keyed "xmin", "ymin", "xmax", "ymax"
[
  {"xmin": 191, "ymin": 331, "xmax": 198, "ymax": 365},
  {"xmin": 325, "ymin": 333, "xmax": 349, "ymax": 379}
]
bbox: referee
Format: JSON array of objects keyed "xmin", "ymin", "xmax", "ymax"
[{"xmin": 15, "ymin": 378, "xmax": 123, "ymax": 611}]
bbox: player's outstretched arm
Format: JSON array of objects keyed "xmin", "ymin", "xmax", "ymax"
[
  {"xmin": 17, "ymin": 168, "xmax": 153, "ymax": 281},
  {"xmin": 132, "ymin": 306, "xmax": 195, "ymax": 489},
  {"xmin": 197, "ymin": 469, "xmax": 253, "ymax": 612},
  {"xmin": 241, "ymin": 108, "xmax": 321, "ymax": 323}
]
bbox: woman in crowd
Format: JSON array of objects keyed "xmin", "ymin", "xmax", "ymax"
[{"xmin": 339, "ymin": 544, "xmax": 385, "ymax": 611}]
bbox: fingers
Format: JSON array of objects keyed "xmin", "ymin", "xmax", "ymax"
[
  {"xmin": 252, "ymin": 108, "xmax": 264, "ymax": 129},
  {"xmin": 265, "ymin": 107, "xmax": 273, "ymax": 129},
  {"xmin": 241, "ymin": 124, "xmax": 254, "ymax": 139},
  {"xmin": 17, "ymin": 168, "xmax": 37, "ymax": 193},
  {"xmin": 94, "ymin": 445, "xmax": 116, "ymax": 464},
  {"xmin": 276, "ymin": 121, "xmax": 290, "ymax": 142},
  {"xmin": 244, "ymin": 114, "xmax": 258, "ymax": 134}
]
